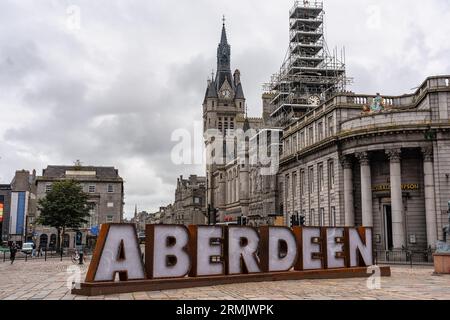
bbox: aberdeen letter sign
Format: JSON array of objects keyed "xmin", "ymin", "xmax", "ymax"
[{"xmin": 72, "ymin": 224, "xmax": 391, "ymax": 296}]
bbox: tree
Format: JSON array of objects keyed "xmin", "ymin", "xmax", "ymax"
[{"xmin": 37, "ymin": 180, "xmax": 90, "ymax": 252}]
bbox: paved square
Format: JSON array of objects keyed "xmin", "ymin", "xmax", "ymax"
[{"xmin": 0, "ymin": 258, "xmax": 449, "ymax": 300}]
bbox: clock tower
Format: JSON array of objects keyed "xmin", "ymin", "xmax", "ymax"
[
  {"xmin": 202, "ymin": 19, "xmax": 246, "ymax": 134},
  {"xmin": 203, "ymin": 19, "xmax": 247, "ymax": 221}
]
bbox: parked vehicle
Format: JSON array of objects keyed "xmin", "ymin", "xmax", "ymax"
[{"xmin": 21, "ymin": 242, "xmax": 34, "ymax": 254}]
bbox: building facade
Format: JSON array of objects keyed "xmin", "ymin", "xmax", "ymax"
[
  {"xmin": 0, "ymin": 170, "xmax": 37, "ymax": 245},
  {"xmin": 35, "ymin": 165, "xmax": 124, "ymax": 249},
  {"xmin": 173, "ymin": 175, "xmax": 207, "ymax": 225},
  {"xmin": 280, "ymin": 76, "xmax": 450, "ymax": 250},
  {"xmin": 203, "ymin": 22, "xmax": 281, "ymax": 226}
]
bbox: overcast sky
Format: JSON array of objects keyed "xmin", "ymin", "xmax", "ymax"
[{"xmin": 1, "ymin": 0, "xmax": 449, "ymax": 218}]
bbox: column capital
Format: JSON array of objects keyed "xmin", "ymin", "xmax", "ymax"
[
  {"xmin": 356, "ymin": 152, "xmax": 370, "ymax": 166},
  {"xmin": 341, "ymin": 155, "xmax": 353, "ymax": 169},
  {"xmin": 421, "ymin": 147, "xmax": 434, "ymax": 162},
  {"xmin": 386, "ymin": 148, "xmax": 402, "ymax": 163}
]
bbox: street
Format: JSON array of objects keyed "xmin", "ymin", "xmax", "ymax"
[{"xmin": 0, "ymin": 259, "xmax": 449, "ymax": 300}]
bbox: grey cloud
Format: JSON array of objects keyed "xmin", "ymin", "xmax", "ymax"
[{"xmin": 0, "ymin": 0, "xmax": 449, "ymax": 217}]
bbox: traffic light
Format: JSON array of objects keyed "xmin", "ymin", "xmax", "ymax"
[
  {"xmin": 290, "ymin": 215, "xmax": 297, "ymax": 227},
  {"xmin": 299, "ymin": 215, "xmax": 305, "ymax": 226}
]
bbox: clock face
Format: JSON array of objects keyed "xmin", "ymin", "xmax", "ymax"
[
  {"xmin": 221, "ymin": 89, "xmax": 231, "ymax": 99},
  {"xmin": 308, "ymin": 95, "xmax": 321, "ymax": 106}
]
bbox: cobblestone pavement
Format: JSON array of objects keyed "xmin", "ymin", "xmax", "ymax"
[{"xmin": 0, "ymin": 259, "xmax": 449, "ymax": 300}]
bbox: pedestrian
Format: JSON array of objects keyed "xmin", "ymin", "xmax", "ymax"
[
  {"xmin": 10, "ymin": 243, "xmax": 17, "ymax": 265},
  {"xmin": 32, "ymin": 243, "xmax": 36, "ymax": 258}
]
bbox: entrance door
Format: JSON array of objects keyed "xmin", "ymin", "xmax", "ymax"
[{"xmin": 383, "ymin": 205, "xmax": 393, "ymax": 250}]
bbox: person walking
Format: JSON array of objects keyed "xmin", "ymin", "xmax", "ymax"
[
  {"xmin": 10, "ymin": 243, "xmax": 17, "ymax": 265},
  {"xmin": 32, "ymin": 243, "xmax": 36, "ymax": 258}
]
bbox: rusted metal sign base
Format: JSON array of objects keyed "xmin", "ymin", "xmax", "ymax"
[{"xmin": 72, "ymin": 266, "xmax": 391, "ymax": 296}]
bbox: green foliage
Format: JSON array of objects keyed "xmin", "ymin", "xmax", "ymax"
[{"xmin": 37, "ymin": 180, "xmax": 90, "ymax": 230}]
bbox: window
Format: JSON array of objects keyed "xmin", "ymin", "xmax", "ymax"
[
  {"xmin": 107, "ymin": 185, "xmax": 114, "ymax": 193},
  {"xmin": 293, "ymin": 135, "xmax": 298, "ymax": 153},
  {"xmin": 285, "ymin": 174, "xmax": 290, "ymax": 199},
  {"xmin": 308, "ymin": 167, "xmax": 314, "ymax": 194},
  {"xmin": 194, "ymin": 197, "xmax": 201, "ymax": 204},
  {"xmin": 107, "ymin": 202, "xmax": 114, "ymax": 208},
  {"xmin": 328, "ymin": 160, "xmax": 335, "ymax": 190},
  {"xmin": 318, "ymin": 163, "xmax": 324, "ymax": 192},
  {"xmin": 300, "ymin": 132, "xmax": 305, "ymax": 148},
  {"xmin": 88, "ymin": 185, "xmax": 96, "ymax": 193},
  {"xmin": 318, "ymin": 122, "xmax": 323, "ymax": 141},
  {"xmin": 319, "ymin": 208, "xmax": 325, "ymax": 226},
  {"xmin": 45, "ymin": 184, "xmax": 52, "ymax": 193},
  {"xmin": 292, "ymin": 172, "xmax": 297, "ymax": 206},
  {"xmin": 106, "ymin": 215, "xmax": 114, "ymax": 223},
  {"xmin": 310, "ymin": 209, "xmax": 315, "ymax": 226},
  {"xmin": 308, "ymin": 126, "xmax": 314, "ymax": 145},
  {"xmin": 328, "ymin": 116, "xmax": 335, "ymax": 136},
  {"xmin": 330, "ymin": 207, "xmax": 336, "ymax": 227},
  {"xmin": 300, "ymin": 170, "xmax": 305, "ymax": 196}
]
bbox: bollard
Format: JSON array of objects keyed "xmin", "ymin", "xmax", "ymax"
[
  {"xmin": 79, "ymin": 252, "xmax": 84, "ymax": 265},
  {"xmin": 45, "ymin": 248, "xmax": 47, "ymax": 261},
  {"xmin": 25, "ymin": 253, "xmax": 28, "ymax": 262},
  {"xmin": 3, "ymin": 251, "xmax": 5, "ymax": 263}
]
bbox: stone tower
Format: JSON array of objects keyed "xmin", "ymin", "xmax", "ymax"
[{"xmin": 203, "ymin": 20, "xmax": 247, "ymax": 220}]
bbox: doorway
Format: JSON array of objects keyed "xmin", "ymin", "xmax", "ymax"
[{"xmin": 383, "ymin": 205, "xmax": 393, "ymax": 250}]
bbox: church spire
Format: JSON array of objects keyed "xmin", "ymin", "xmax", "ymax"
[
  {"xmin": 216, "ymin": 16, "xmax": 233, "ymax": 90},
  {"xmin": 220, "ymin": 15, "xmax": 228, "ymax": 45}
]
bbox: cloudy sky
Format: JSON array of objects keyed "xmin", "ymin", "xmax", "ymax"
[{"xmin": 0, "ymin": 0, "xmax": 449, "ymax": 218}]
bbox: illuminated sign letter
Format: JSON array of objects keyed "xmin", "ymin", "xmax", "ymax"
[
  {"xmin": 326, "ymin": 228, "xmax": 346, "ymax": 269},
  {"xmin": 226, "ymin": 227, "xmax": 261, "ymax": 274},
  {"xmin": 348, "ymin": 228, "xmax": 373, "ymax": 267},
  {"xmin": 301, "ymin": 227, "xmax": 324, "ymax": 270},
  {"xmin": 86, "ymin": 224, "xmax": 145, "ymax": 282},
  {"xmin": 188, "ymin": 226, "xmax": 224, "ymax": 277},
  {"xmin": 260, "ymin": 227, "xmax": 297, "ymax": 272},
  {"xmin": 146, "ymin": 225, "xmax": 191, "ymax": 278}
]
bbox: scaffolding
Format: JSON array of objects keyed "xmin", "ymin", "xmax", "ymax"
[{"xmin": 264, "ymin": 0, "xmax": 351, "ymax": 127}]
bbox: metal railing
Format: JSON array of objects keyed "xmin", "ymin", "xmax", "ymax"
[
  {"xmin": 374, "ymin": 249, "xmax": 434, "ymax": 266},
  {"xmin": 1, "ymin": 247, "xmax": 93, "ymax": 263}
]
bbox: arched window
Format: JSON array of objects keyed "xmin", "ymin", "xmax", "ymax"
[
  {"xmin": 63, "ymin": 234, "xmax": 70, "ymax": 248},
  {"xmin": 50, "ymin": 234, "xmax": 57, "ymax": 249},
  {"xmin": 39, "ymin": 234, "xmax": 48, "ymax": 248}
]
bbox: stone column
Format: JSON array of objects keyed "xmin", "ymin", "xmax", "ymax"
[
  {"xmin": 386, "ymin": 149, "xmax": 405, "ymax": 249},
  {"xmin": 356, "ymin": 152, "xmax": 373, "ymax": 227},
  {"xmin": 341, "ymin": 156, "xmax": 355, "ymax": 226},
  {"xmin": 422, "ymin": 147, "xmax": 438, "ymax": 249}
]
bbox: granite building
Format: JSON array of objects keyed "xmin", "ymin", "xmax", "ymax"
[
  {"xmin": 35, "ymin": 165, "xmax": 124, "ymax": 249},
  {"xmin": 280, "ymin": 76, "xmax": 450, "ymax": 250},
  {"xmin": 173, "ymin": 175, "xmax": 207, "ymax": 225},
  {"xmin": 203, "ymin": 21, "xmax": 281, "ymax": 226}
]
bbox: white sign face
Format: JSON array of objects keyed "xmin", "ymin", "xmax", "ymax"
[
  {"xmin": 349, "ymin": 228, "xmax": 373, "ymax": 267},
  {"xmin": 86, "ymin": 225, "xmax": 376, "ymax": 284},
  {"xmin": 267, "ymin": 227, "xmax": 297, "ymax": 272},
  {"xmin": 302, "ymin": 228, "xmax": 323, "ymax": 270},
  {"xmin": 152, "ymin": 225, "xmax": 190, "ymax": 278},
  {"xmin": 227, "ymin": 227, "xmax": 261, "ymax": 274},
  {"xmin": 94, "ymin": 224, "xmax": 145, "ymax": 282},
  {"xmin": 326, "ymin": 228, "xmax": 346, "ymax": 269},
  {"xmin": 196, "ymin": 226, "xmax": 224, "ymax": 276}
]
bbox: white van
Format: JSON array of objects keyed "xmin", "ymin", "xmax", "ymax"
[{"xmin": 21, "ymin": 242, "xmax": 34, "ymax": 254}]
